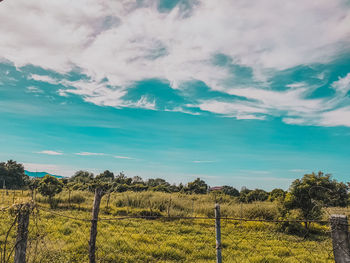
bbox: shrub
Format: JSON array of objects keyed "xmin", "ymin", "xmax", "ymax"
[
  {"xmin": 38, "ymin": 175, "xmax": 63, "ymax": 208},
  {"xmin": 277, "ymin": 209, "xmax": 306, "ymax": 235}
]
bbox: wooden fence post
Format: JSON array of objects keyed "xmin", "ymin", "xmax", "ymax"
[
  {"xmin": 14, "ymin": 203, "xmax": 32, "ymax": 263},
  {"xmin": 89, "ymin": 188, "xmax": 104, "ymax": 263},
  {"xmin": 215, "ymin": 204, "xmax": 222, "ymax": 263},
  {"xmin": 330, "ymin": 214, "xmax": 350, "ymax": 263}
]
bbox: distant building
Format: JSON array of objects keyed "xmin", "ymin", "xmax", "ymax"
[{"xmin": 209, "ymin": 186, "xmax": 223, "ymax": 192}]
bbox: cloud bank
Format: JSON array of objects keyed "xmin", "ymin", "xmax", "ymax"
[{"xmin": 1, "ymin": 0, "xmax": 350, "ymax": 126}]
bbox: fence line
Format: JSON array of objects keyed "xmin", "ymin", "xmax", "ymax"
[
  {"xmin": 36, "ymin": 205, "xmax": 334, "ymax": 223},
  {"xmin": 1, "ymin": 199, "xmax": 349, "ymax": 262}
]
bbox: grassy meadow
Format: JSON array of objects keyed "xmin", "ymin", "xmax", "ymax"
[{"xmin": 1, "ymin": 189, "xmax": 348, "ymax": 262}]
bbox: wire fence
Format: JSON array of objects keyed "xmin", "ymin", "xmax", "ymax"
[
  {"xmin": 2, "ymin": 186, "xmax": 350, "ymax": 263},
  {"xmin": 1, "ymin": 203, "xmax": 345, "ymax": 263}
]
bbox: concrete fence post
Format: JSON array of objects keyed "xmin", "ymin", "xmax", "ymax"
[
  {"xmin": 215, "ymin": 204, "xmax": 222, "ymax": 263},
  {"xmin": 330, "ymin": 214, "xmax": 350, "ymax": 263},
  {"xmin": 14, "ymin": 203, "xmax": 32, "ymax": 263}
]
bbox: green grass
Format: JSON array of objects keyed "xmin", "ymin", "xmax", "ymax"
[{"xmin": 0, "ymin": 190, "xmax": 338, "ymax": 262}]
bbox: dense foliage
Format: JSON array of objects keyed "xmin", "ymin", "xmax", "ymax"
[
  {"xmin": 1, "ymin": 160, "xmax": 349, "ymax": 210},
  {"xmin": 282, "ymin": 172, "xmax": 348, "ymax": 228},
  {"xmin": 0, "ymin": 160, "xmax": 28, "ymax": 189},
  {"xmin": 38, "ymin": 174, "xmax": 64, "ymax": 208}
]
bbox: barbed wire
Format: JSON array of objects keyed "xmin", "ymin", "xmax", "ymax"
[
  {"xmin": 37, "ymin": 205, "xmax": 335, "ymax": 224},
  {"xmin": 1, "ymin": 192, "xmax": 349, "ymax": 262}
]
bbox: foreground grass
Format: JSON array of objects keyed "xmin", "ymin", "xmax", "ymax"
[{"xmin": 0, "ymin": 190, "xmax": 339, "ymax": 262}]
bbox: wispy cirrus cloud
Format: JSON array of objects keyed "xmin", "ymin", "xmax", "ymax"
[
  {"xmin": 35, "ymin": 150, "xmax": 63, "ymax": 156},
  {"xmin": 114, "ymin": 155, "xmax": 134, "ymax": 160},
  {"xmin": 75, "ymin": 152, "xmax": 106, "ymax": 156},
  {"xmin": 26, "ymin": 86, "xmax": 44, "ymax": 94}
]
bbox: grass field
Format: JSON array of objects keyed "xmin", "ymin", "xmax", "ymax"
[{"xmin": 1, "ymin": 189, "xmax": 347, "ymax": 262}]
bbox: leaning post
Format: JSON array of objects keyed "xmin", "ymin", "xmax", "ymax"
[
  {"xmin": 215, "ymin": 204, "xmax": 222, "ymax": 263},
  {"xmin": 89, "ymin": 187, "xmax": 104, "ymax": 263},
  {"xmin": 330, "ymin": 214, "xmax": 350, "ymax": 263}
]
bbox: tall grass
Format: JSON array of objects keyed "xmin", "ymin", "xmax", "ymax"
[{"xmin": 0, "ymin": 190, "xmax": 337, "ymax": 262}]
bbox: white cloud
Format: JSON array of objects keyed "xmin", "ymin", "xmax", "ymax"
[
  {"xmin": 125, "ymin": 95, "xmax": 156, "ymax": 110},
  {"xmin": 35, "ymin": 150, "xmax": 63, "ymax": 155},
  {"xmin": 331, "ymin": 73, "xmax": 350, "ymax": 95},
  {"xmin": 320, "ymin": 106, "xmax": 350, "ymax": 127},
  {"xmin": 1, "ymin": 0, "xmax": 350, "ymax": 125},
  {"xmin": 26, "ymin": 86, "xmax": 43, "ymax": 94},
  {"xmin": 75, "ymin": 152, "xmax": 106, "ymax": 156},
  {"xmin": 198, "ymin": 100, "xmax": 267, "ymax": 119},
  {"xmin": 114, "ymin": 155, "xmax": 134, "ymax": 160},
  {"xmin": 226, "ymin": 87, "xmax": 323, "ymax": 115},
  {"xmin": 29, "ymin": 74, "xmax": 58, "ymax": 84},
  {"xmin": 1, "ymin": 0, "xmax": 348, "ymax": 82},
  {"xmin": 164, "ymin": 107, "xmax": 201, "ymax": 115}
]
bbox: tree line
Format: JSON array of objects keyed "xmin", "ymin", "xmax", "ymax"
[
  {"xmin": 1, "ymin": 159, "xmax": 350, "ymax": 230},
  {"xmin": 0, "ymin": 160, "xmax": 287, "ymax": 201}
]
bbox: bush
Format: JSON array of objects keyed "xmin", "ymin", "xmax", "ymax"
[{"xmin": 277, "ymin": 209, "xmax": 306, "ymax": 235}]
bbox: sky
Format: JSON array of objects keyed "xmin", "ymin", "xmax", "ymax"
[{"xmin": 0, "ymin": 0, "xmax": 350, "ymax": 190}]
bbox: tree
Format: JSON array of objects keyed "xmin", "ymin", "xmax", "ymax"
[
  {"xmin": 146, "ymin": 178, "xmax": 169, "ymax": 187},
  {"xmin": 0, "ymin": 160, "xmax": 28, "ymax": 189},
  {"xmin": 186, "ymin": 178, "xmax": 208, "ymax": 194},
  {"xmin": 95, "ymin": 170, "xmax": 114, "ymax": 181},
  {"xmin": 28, "ymin": 177, "xmax": 41, "ymax": 200},
  {"xmin": 246, "ymin": 189, "xmax": 269, "ymax": 203},
  {"xmin": 238, "ymin": 187, "xmax": 252, "ymax": 203},
  {"xmin": 268, "ymin": 188, "xmax": 286, "ymax": 202},
  {"xmin": 70, "ymin": 170, "xmax": 94, "ymax": 183},
  {"xmin": 284, "ymin": 172, "xmax": 348, "ymax": 228},
  {"xmin": 38, "ymin": 174, "xmax": 63, "ymax": 208},
  {"xmin": 221, "ymin": 185, "xmax": 240, "ymax": 197},
  {"xmin": 132, "ymin": 176, "xmax": 144, "ymax": 184},
  {"xmin": 115, "ymin": 172, "xmax": 132, "ymax": 185}
]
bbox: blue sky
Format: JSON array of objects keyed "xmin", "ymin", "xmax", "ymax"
[{"xmin": 0, "ymin": 0, "xmax": 350, "ymax": 190}]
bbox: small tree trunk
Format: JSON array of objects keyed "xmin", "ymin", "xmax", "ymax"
[{"xmin": 89, "ymin": 188, "xmax": 104, "ymax": 263}]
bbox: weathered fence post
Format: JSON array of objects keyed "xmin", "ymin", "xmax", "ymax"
[
  {"xmin": 330, "ymin": 214, "xmax": 350, "ymax": 263},
  {"xmin": 89, "ymin": 188, "xmax": 104, "ymax": 263},
  {"xmin": 14, "ymin": 203, "xmax": 32, "ymax": 263},
  {"xmin": 215, "ymin": 204, "xmax": 222, "ymax": 263}
]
